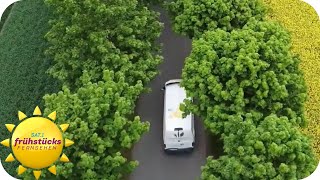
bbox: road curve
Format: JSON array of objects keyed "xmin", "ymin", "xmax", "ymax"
[{"xmin": 130, "ymin": 7, "xmax": 207, "ymax": 180}]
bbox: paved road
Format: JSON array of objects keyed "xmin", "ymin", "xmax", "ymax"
[{"xmin": 130, "ymin": 7, "xmax": 207, "ymax": 180}]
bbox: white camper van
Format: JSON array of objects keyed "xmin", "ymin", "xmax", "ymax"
[{"xmin": 162, "ymin": 79, "xmax": 195, "ymax": 152}]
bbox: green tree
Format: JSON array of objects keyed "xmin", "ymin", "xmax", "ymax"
[
  {"xmin": 44, "ymin": 0, "xmax": 163, "ymax": 89},
  {"xmin": 181, "ymin": 20, "xmax": 307, "ymax": 134},
  {"xmin": 166, "ymin": 0, "xmax": 266, "ymax": 38},
  {"xmin": 169, "ymin": 1, "xmax": 317, "ymax": 179},
  {"xmin": 22, "ymin": 70, "xmax": 150, "ymax": 179},
  {"xmin": 201, "ymin": 114, "xmax": 317, "ymax": 180},
  {"xmin": 18, "ymin": 0, "xmax": 164, "ymax": 179}
]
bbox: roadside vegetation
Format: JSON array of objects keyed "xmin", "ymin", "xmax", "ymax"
[
  {"xmin": 167, "ymin": 0, "xmax": 266, "ymax": 39},
  {"xmin": 263, "ymin": 0, "xmax": 320, "ymax": 158},
  {"xmin": 20, "ymin": 0, "xmax": 163, "ymax": 179},
  {"xmin": 0, "ymin": 0, "xmax": 162, "ymax": 179},
  {"xmin": 1, "ymin": 0, "xmax": 318, "ymax": 179},
  {"xmin": 0, "ymin": 0, "xmax": 60, "ymax": 176},
  {"xmin": 167, "ymin": 0, "xmax": 318, "ymax": 179}
]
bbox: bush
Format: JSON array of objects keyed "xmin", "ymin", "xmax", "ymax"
[
  {"xmin": 263, "ymin": 0, "xmax": 320, "ymax": 158},
  {"xmin": 0, "ymin": 0, "xmax": 60, "ymax": 176},
  {"xmin": 44, "ymin": 0, "xmax": 163, "ymax": 89},
  {"xmin": 201, "ymin": 114, "xmax": 317, "ymax": 180},
  {"xmin": 166, "ymin": 0, "xmax": 266, "ymax": 38},
  {"xmin": 181, "ymin": 20, "xmax": 307, "ymax": 134}
]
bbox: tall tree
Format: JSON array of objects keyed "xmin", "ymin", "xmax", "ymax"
[
  {"xmin": 167, "ymin": 0, "xmax": 266, "ymax": 38},
  {"xmin": 21, "ymin": 70, "xmax": 150, "ymax": 179},
  {"xmin": 201, "ymin": 114, "xmax": 317, "ymax": 180},
  {"xmin": 181, "ymin": 20, "xmax": 307, "ymax": 134},
  {"xmin": 18, "ymin": 0, "xmax": 164, "ymax": 179},
  {"xmin": 45, "ymin": 0, "xmax": 163, "ymax": 89}
]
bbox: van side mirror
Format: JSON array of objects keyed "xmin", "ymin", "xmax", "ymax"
[{"xmin": 161, "ymin": 86, "xmax": 165, "ymax": 91}]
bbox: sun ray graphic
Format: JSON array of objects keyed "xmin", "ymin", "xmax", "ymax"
[{"xmin": 1, "ymin": 106, "xmax": 74, "ymax": 180}]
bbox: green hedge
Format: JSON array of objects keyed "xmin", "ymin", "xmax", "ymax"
[{"xmin": 0, "ymin": 0, "xmax": 60, "ymax": 176}]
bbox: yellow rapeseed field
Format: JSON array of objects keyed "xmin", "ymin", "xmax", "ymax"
[{"xmin": 263, "ymin": 0, "xmax": 320, "ymax": 158}]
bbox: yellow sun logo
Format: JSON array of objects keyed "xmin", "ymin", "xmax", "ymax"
[{"xmin": 1, "ymin": 106, "xmax": 74, "ymax": 180}]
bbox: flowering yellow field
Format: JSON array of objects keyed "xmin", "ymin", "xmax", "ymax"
[{"xmin": 263, "ymin": 0, "xmax": 320, "ymax": 158}]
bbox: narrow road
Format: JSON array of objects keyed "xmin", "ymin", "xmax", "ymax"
[{"xmin": 130, "ymin": 7, "xmax": 207, "ymax": 180}]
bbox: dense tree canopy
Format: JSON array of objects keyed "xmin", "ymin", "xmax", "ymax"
[
  {"xmin": 17, "ymin": 0, "xmax": 163, "ymax": 179},
  {"xmin": 167, "ymin": 0, "xmax": 318, "ymax": 179},
  {"xmin": 21, "ymin": 70, "xmax": 150, "ymax": 179},
  {"xmin": 201, "ymin": 114, "xmax": 317, "ymax": 180},
  {"xmin": 263, "ymin": 0, "xmax": 320, "ymax": 158},
  {"xmin": 167, "ymin": 0, "xmax": 266, "ymax": 38},
  {"xmin": 181, "ymin": 20, "xmax": 307, "ymax": 134},
  {"xmin": 45, "ymin": 0, "xmax": 163, "ymax": 89},
  {"xmin": 179, "ymin": 19, "xmax": 317, "ymax": 179},
  {"xmin": 42, "ymin": 70, "xmax": 149, "ymax": 179}
]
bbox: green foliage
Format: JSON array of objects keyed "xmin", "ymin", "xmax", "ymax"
[
  {"xmin": 44, "ymin": 0, "xmax": 163, "ymax": 89},
  {"xmin": 181, "ymin": 20, "xmax": 307, "ymax": 135},
  {"xmin": 201, "ymin": 114, "xmax": 317, "ymax": 180},
  {"xmin": 16, "ymin": 0, "xmax": 163, "ymax": 179},
  {"xmin": 263, "ymin": 0, "xmax": 320, "ymax": 158},
  {"xmin": 167, "ymin": 0, "xmax": 318, "ymax": 179},
  {"xmin": 166, "ymin": 0, "xmax": 266, "ymax": 38},
  {"xmin": 20, "ymin": 70, "xmax": 150, "ymax": 179},
  {"xmin": 178, "ymin": 18, "xmax": 317, "ymax": 179},
  {"xmin": 0, "ymin": 0, "xmax": 60, "ymax": 176}
]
